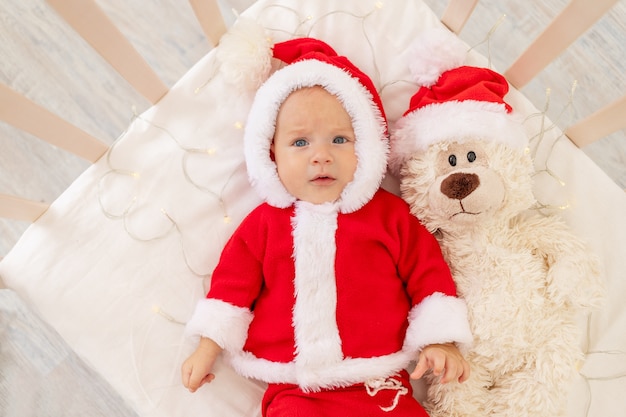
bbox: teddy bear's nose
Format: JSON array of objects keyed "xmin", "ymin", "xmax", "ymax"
[{"xmin": 441, "ymin": 173, "xmax": 480, "ymax": 200}]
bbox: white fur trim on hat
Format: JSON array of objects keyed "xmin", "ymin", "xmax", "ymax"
[
  {"xmin": 408, "ymin": 27, "xmax": 468, "ymax": 87},
  {"xmin": 216, "ymin": 17, "xmax": 272, "ymax": 91},
  {"xmin": 390, "ymin": 100, "xmax": 528, "ymax": 174},
  {"xmin": 244, "ymin": 59, "xmax": 389, "ymax": 213}
]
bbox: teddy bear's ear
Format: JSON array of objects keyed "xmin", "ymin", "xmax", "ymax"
[{"xmin": 408, "ymin": 27, "xmax": 468, "ymax": 87}]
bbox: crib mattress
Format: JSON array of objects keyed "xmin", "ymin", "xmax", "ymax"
[{"xmin": 1, "ymin": 1, "xmax": 625, "ymax": 416}]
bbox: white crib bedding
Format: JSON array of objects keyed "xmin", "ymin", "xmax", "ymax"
[{"xmin": 1, "ymin": 0, "xmax": 625, "ymax": 416}]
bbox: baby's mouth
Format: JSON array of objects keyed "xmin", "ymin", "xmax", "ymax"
[{"xmin": 311, "ymin": 175, "xmax": 335, "ymax": 184}]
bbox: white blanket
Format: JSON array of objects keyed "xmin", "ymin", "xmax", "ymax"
[{"xmin": 1, "ymin": 1, "xmax": 625, "ymax": 416}]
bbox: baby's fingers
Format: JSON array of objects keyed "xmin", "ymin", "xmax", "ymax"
[
  {"xmin": 439, "ymin": 358, "xmax": 470, "ymax": 384},
  {"xmin": 411, "ymin": 354, "xmax": 432, "ymax": 379},
  {"xmin": 182, "ymin": 363, "xmax": 214, "ymax": 392},
  {"xmin": 438, "ymin": 361, "xmax": 458, "ymax": 384},
  {"xmin": 187, "ymin": 371, "xmax": 215, "ymax": 392},
  {"xmin": 456, "ymin": 358, "xmax": 471, "ymax": 383}
]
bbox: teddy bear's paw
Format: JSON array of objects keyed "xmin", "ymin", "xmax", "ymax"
[
  {"xmin": 546, "ymin": 256, "xmax": 604, "ymax": 309},
  {"xmin": 425, "ymin": 374, "xmax": 486, "ymax": 417}
]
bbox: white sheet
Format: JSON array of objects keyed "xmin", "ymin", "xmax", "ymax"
[{"xmin": 1, "ymin": 0, "xmax": 625, "ymax": 416}]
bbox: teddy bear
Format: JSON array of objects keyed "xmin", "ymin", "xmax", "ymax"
[{"xmin": 389, "ymin": 28, "xmax": 604, "ymax": 417}]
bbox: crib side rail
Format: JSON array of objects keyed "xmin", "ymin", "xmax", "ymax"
[
  {"xmin": 565, "ymin": 94, "xmax": 626, "ymax": 147},
  {"xmin": 0, "ymin": 195, "xmax": 49, "ymax": 223},
  {"xmin": 441, "ymin": 0, "xmax": 479, "ymax": 34},
  {"xmin": 504, "ymin": 0, "xmax": 620, "ymax": 90},
  {"xmin": 0, "ymin": 0, "xmax": 229, "ymax": 224},
  {"xmin": 0, "ymin": 82, "xmax": 107, "ymax": 221},
  {"xmin": 500, "ymin": 0, "xmax": 623, "ymax": 147},
  {"xmin": 44, "ymin": 0, "xmax": 228, "ymax": 103},
  {"xmin": 189, "ymin": 0, "xmax": 229, "ymax": 47},
  {"xmin": 0, "ymin": 83, "xmax": 108, "ymax": 163},
  {"xmin": 45, "ymin": 0, "xmax": 169, "ymax": 105}
]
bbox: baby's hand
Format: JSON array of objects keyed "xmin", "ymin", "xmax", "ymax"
[
  {"xmin": 410, "ymin": 343, "xmax": 470, "ymax": 383},
  {"xmin": 181, "ymin": 337, "xmax": 223, "ymax": 392}
]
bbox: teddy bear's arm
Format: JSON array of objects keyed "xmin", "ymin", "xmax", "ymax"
[{"xmin": 514, "ymin": 213, "xmax": 603, "ymax": 309}]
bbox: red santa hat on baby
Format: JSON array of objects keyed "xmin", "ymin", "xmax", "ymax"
[
  {"xmin": 389, "ymin": 28, "xmax": 527, "ymax": 174},
  {"xmin": 241, "ymin": 35, "xmax": 389, "ymax": 212}
]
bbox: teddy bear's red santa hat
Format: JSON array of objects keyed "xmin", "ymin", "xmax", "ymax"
[{"xmin": 390, "ymin": 28, "xmax": 528, "ymax": 174}]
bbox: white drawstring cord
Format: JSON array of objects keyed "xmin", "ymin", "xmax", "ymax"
[{"xmin": 365, "ymin": 374, "xmax": 409, "ymax": 412}]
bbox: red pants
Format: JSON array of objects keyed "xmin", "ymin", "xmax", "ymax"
[{"xmin": 262, "ymin": 370, "xmax": 428, "ymax": 417}]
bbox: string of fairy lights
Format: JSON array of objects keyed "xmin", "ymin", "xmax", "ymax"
[
  {"xmin": 97, "ymin": 2, "xmax": 388, "ymax": 277},
  {"xmin": 90, "ymin": 1, "xmax": 623, "ymax": 409}
]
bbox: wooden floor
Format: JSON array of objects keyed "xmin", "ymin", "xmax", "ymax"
[{"xmin": 1, "ymin": 0, "xmax": 624, "ymax": 257}]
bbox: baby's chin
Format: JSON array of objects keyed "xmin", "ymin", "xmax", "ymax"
[{"xmin": 292, "ymin": 186, "xmax": 345, "ymax": 205}]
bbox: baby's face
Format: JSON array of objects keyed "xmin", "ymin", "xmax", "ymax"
[{"xmin": 271, "ymin": 86, "xmax": 357, "ymax": 204}]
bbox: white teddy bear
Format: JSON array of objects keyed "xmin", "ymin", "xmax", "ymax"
[{"xmin": 390, "ymin": 29, "xmax": 603, "ymax": 417}]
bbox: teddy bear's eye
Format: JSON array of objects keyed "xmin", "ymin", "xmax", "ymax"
[
  {"xmin": 467, "ymin": 151, "xmax": 476, "ymax": 163},
  {"xmin": 448, "ymin": 155, "xmax": 457, "ymax": 167}
]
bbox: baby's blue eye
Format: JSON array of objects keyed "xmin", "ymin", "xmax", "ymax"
[
  {"xmin": 333, "ymin": 136, "xmax": 348, "ymax": 144},
  {"xmin": 293, "ymin": 139, "xmax": 308, "ymax": 147}
]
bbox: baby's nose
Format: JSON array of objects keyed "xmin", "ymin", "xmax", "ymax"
[{"xmin": 311, "ymin": 145, "xmax": 333, "ymax": 164}]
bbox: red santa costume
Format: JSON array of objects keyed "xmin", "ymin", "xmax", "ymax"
[{"xmin": 185, "ymin": 37, "xmax": 473, "ymax": 416}]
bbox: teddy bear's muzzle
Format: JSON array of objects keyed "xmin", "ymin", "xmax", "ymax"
[{"xmin": 440, "ymin": 173, "xmax": 480, "ymax": 200}]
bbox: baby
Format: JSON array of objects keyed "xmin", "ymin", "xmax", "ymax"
[{"xmin": 182, "ymin": 37, "xmax": 472, "ymax": 417}]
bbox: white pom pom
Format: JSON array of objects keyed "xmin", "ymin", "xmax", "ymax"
[
  {"xmin": 408, "ymin": 27, "xmax": 468, "ymax": 87},
  {"xmin": 216, "ymin": 17, "xmax": 273, "ymax": 91}
]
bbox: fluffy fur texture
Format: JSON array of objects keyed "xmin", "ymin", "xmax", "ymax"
[
  {"xmin": 389, "ymin": 101, "xmax": 527, "ymax": 175},
  {"xmin": 244, "ymin": 59, "xmax": 389, "ymax": 213},
  {"xmin": 403, "ymin": 292, "xmax": 472, "ymax": 353},
  {"xmin": 407, "ymin": 27, "xmax": 467, "ymax": 87},
  {"xmin": 215, "ymin": 17, "xmax": 273, "ymax": 91},
  {"xmin": 185, "ymin": 298, "xmax": 253, "ymax": 351},
  {"xmin": 394, "ymin": 137, "xmax": 604, "ymax": 417},
  {"xmin": 291, "ymin": 201, "xmax": 344, "ymax": 383}
]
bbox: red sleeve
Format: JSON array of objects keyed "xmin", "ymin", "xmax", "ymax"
[
  {"xmin": 388, "ymin": 196, "xmax": 472, "ymax": 350},
  {"xmin": 394, "ymin": 199, "xmax": 457, "ymax": 307},
  {"xmin": 206, "ymin": 205, "xmax": 267, "ymax": 309}
]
